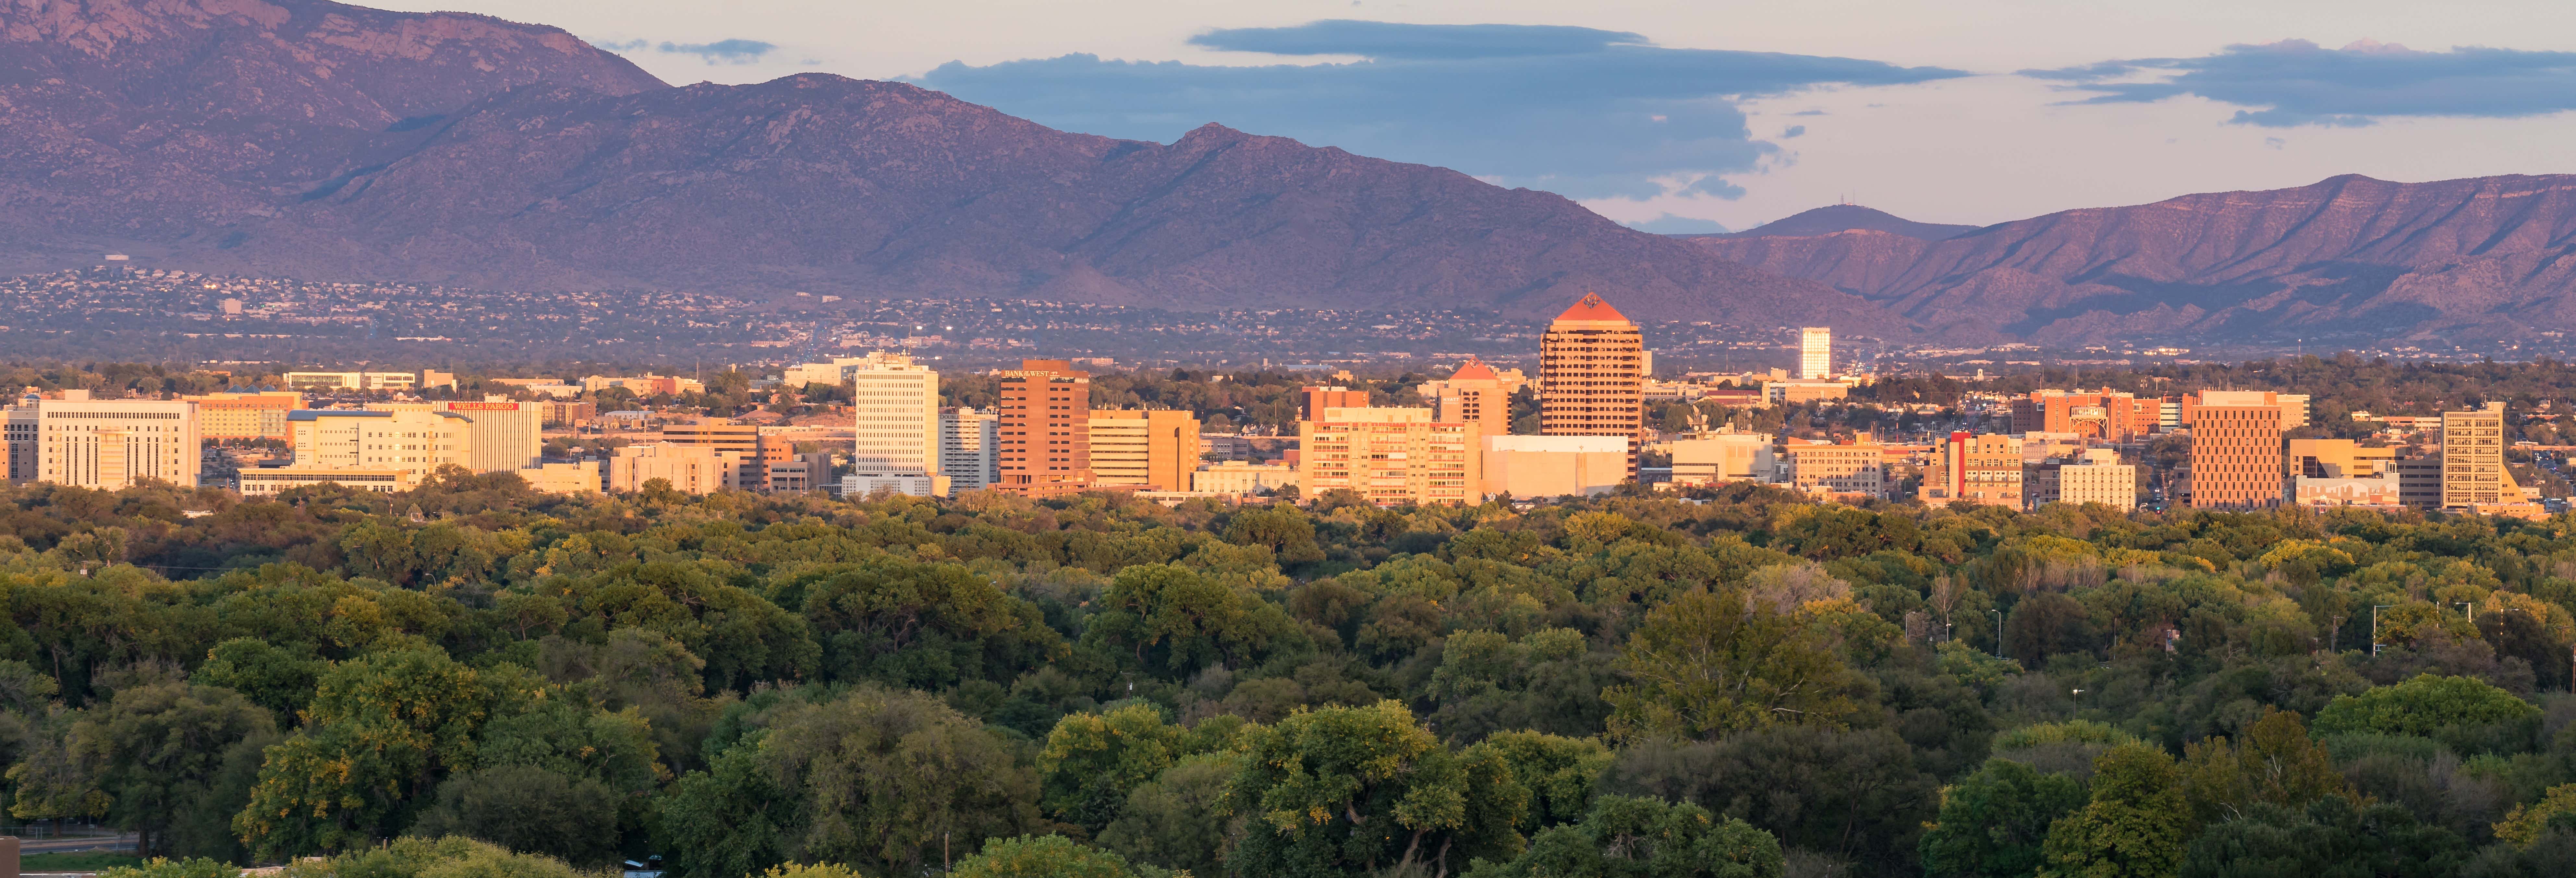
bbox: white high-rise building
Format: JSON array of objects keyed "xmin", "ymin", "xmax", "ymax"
[
  {"xmin": 5, "ymin": 399, "xmax": 201, "ymax": 489},
  {"xmin": 1799, "ymin": 327, "xmax": 1833, "ymax": 379},
  {"xmin": 940, "ymin": 407, "xmax": 1000, "ymax": 495},
  {"xmin": 841, "ymin": 352, "xmax": 943, "ymax": 497}
]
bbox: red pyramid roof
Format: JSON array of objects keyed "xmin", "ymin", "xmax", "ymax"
[
  {"xmin": 1451, "ymin": 358, "xmax": 1499, "ymax": 380},
  {"xmin": 1553, "ymin": 292, "xmax": 1629, "ymax": 323}
]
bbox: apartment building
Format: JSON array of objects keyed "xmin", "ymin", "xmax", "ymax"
[{"xmin": 1298, "ymin": 407, "xmax": 1480, "ymax": 506}]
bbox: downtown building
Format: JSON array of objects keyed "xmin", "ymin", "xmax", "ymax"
[
  {"xmin": 1298, "ymin": 406, "xmax": 1480, "ymax": 506},
  {"xmin": 4, "ymin": 397, "xmax": 200, "ymax": 489},
  {"xmin": 841, "ymin": 352, "xmax": 943, "ymax": 498},
  {"xmin": 997, "ymin": 359, "xmax": 1095, "ymax": 497},
  {"xmin": 940, "ymin": 407, "xmax": 1001, "ymax": 495},
  {"xmin": 1089, "ymin": 409, "xmax": 1202, "ymax": 491},
  {"xmin": 2186, "ymin": 391, "xmax": 2285, "ymax": 510},
  {"xmin": 1537, "ymin": 293, "xmax": 1645, "ymax": 476}
]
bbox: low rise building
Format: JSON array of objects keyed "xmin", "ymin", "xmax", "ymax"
[
  {"xmin": 1299, "ymin": 407, "xmax": 1480, "ymax": 506},
  {"xmin": 520, "ymin": 461, "xmax": 603, "ymax": 494},
  {"xmin": 1192, "ymin": 461, "xmax": 1297, "ymax": 496},
  {"xmin": 283, "ymin": 371, "xmax": 420, "ymax": 391},
  {"xmin": 607, "ymin": 443, "xmax": 753, "ymax": 495},
  {"xmin": 185, "ymin": 392, "xmax": 300, "ymax": 440},
  {"xmin": 1484, "ymin": 435, "xmax": 1629, "ymax": 499},
  {"xmin": 2028, "ymin": 448, "xmax": 2136, "ymax": 509},
  {"xmin": 1920, "ymin": 432, "xmax": 2023, "ymax": 508},
  {"xmin": 1785, "ymin": 439, "xmax": 1887, "ymax": 499},
  {"xmin": 1764, "ymin": 380, "xmax": 1850, "ymax": 404},
  {"xmin": 1665, "ymin": 434, "xmax": 1775, "ymax": 487},
  {"xmin": 6, "ymin": 399, "xmax": 201, "ymax": 488}
]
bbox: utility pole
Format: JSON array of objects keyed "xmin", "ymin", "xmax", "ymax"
[{"xmin": 1993, "ymin": 609, "xmax": 2005, "ymax": 659}]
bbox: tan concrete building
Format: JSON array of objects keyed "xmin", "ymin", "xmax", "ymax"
[
  {"xmin": 289, "ymin": 409, "xmax": 471, "ymax": 479},
  {"xmin": 1666, "ymin": 434, "xmax": 1775, "ymax": 487},
  {"xmin": 1785, "ymin": 439, "xmax": 1887, "ymax": 499},
  {"xmin": 520, "ymin": 461, "xmax": 602, "ymax": 494},
  {"xmin": 1192, "ymin": 461, "xmax": 1297, "ymax": 496},
  {"xmin": 2288, "ymin": 439, "xmax": 2399, "ymax": 478},
  {"xmin": 844, "ymin": 352, "xmax": 942, "ymax": 498},
  {"xmin": 2441, "ymin": 402, "xmax": 2526, "ymax": 511},
  {"xmin": 1090, "ymin": 409, "xmax": 1202, "ymax": 491},
  {"xmin": 1299, "ymin": 407, "xmax": 1480, "ymax": 506},
  {"xmin": 1800, "ymin": 327, "xmax": 1832, "ymax": 379},
  {"xmin": 1538, "ymin": 293, "xmax": 1645, "ymax": 475},
  {"xmin": 607, "ymin": 443, "xmax": 753, "ymax": 495},
  {"xmin": 998, "ymin": 360, "xmax": 1095, "ymax": 497},
  {"xmin": 6, "ymin": 399, "xmax": 201, "ymax": 489},
  {"xmin": 2188, "ymin": 391, "xmax": 2284, "ymax": 510},
  {"xmin": 417, "ymin": 399, "xmax": 543, "ymax": 473},
  {"xmin": 185, "ymin": 392, "xmax": 300, "ymax": 440},
  {"xmin": 1484, "ymin": 435, "xmax": 1628, "ymax": 499},
  {"xmin": 1921, "ymin": 432, "xmax": 2025, "ymax": 508},
  {"xmin": 1764, "ymin": 380, "xmax": 1851, "ymax": 404},
  {"xmin": 1425, "ymin": 359, "xmax": 1513, "ymax": 443},
  {"xmin": 2028, "ymin": 448, "xmax": 2135, "ymax": 509}
]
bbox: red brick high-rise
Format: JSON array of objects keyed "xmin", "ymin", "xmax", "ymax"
[
  {"xmin": 997, "ymin": 359, "xmax": 1094, "ymax": 497},
  {"xmin": 1538, "ymin": 293, "xmax": 1645, "ymax": 475}
]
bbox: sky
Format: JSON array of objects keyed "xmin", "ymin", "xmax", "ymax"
[{"xmin": 380, "ymin": 0, "xmax": 2576, "ymax": 233}]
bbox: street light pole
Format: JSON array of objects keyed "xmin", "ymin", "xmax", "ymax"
[{"xmin": 1993, "ymin": 609, "xmax": 2005, "ymax": 660}]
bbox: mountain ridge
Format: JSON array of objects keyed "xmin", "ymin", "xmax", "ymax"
[{"xmin": 0, "ymin": 0, "xmax": 1902, "ymax": 331}]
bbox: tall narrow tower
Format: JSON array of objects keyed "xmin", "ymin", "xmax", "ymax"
[
  {"xmin": 1539, "ymin": 293, "xmax": 1645, "ymax": 475},
  {"xmin": 1800, "ymin": 327, "xmax": 1833, "ymax": 379}
]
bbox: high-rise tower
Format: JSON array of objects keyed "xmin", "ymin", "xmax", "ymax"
[
  {"xmin": 997, "ymin": 359, "xmax": 1094, "ymax": 497},
  {"xmin": 1538, "ymin": 293, "xmax": 1644, "ymax": 475},
  {"xmin": 1800, "ymin": 327, "xmax": 1833, "ymax": 379}
]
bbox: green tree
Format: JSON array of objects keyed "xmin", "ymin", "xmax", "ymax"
[
  {"xmin": 1464, "ymin": 794, "xmax": 1783, "ymax": 878},
  {"xmin": 232, "ymin": 648, "xmax": 512, "ymax": 858},
  {"xmin": 2175, "ymin": 709, "xmax": 2346, "ymax": 830},
  {"xmin": 1606, "ymin": 588, "xmax": 1863, "ymax": 741},
  {"xmin": 192, "ymin": 638, "xmax": 325, "ymax": 721},
  {"xmin": 954, "ymin": 834, "xmax": 1157, "ymax": 878},
  {"xmin": 2176, "ymin": 795, "xmax": 2465, "ymax": 877},
  {"xmin": 67, "ymin": 682, "xmax": 275, "ymax": 855},
  {"xmin": 1227, "ymin": 701, "xmax": 1529, "ymax": 878},
  {"xmin": 1039, "ymin": 703, "xmax": 1185, "ymax": 833},
  {"xmin": 407, "ymin": 765, "xmax": 622, "ymax": 866},
  {"xmin": 2312, "ymin": 673, "xmax": 2542, "ymax": 753},
  {"xmin": 96, "ymin": 858, "xmax": 235, "ymax": 878},
  {"xmin": 2039, "ymin": 743, "xmax": 2188, "ymax": 878},
  {"xmin": 1098, "ymin": 753, "xmax": 1242, "ymax": 876},
  {"xmin": 2493, "ymin": 782, "xmax": 2576, "ymax": 848},
  {"xmin": 1920, "ymin": 759, "xmax": 2088, "ymax": 878}
]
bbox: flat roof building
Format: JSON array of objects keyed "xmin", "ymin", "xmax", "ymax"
[
  {"xmin": 998, "ymin": 360, "xmax": 1095, "ymax": 497},
  {"xmin": 1090, "ymin": 409, "xmax": 1201, "ymax": 491},
  {"xmin": 1300, "ymin": 407, "xmax": 1480, "ymax": 506},
  {"xmin": 6, "ymin": 399, "xmax": 201, "ymax": 489},
  {"xmin": 1484, "ymin": 434, "xmax": 1628, "ymax": 500}
]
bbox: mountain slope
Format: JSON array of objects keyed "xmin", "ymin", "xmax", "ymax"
[
  {"xmin": 0, "ymin": 0, "xmax": 1899, "ymax": 331},
  {"xmin": 1711, "ymin": 205, "xmax": 1976, "ymax": 241},
  {"xmin": 1685, "ymin": 174, "xmax": 2576, "ymax": 344}
]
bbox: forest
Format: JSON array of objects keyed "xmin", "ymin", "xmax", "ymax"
[{"xmin": 2, "ymin": 473, "xmax": 2575, "ymax": 878}]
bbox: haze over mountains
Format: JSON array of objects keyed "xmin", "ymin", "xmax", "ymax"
[
  {"xmin": 6, "ymin": 0, "xmax": 2576, "ymax": 347},
  {"xmin": 1685, "ymin": 174, "xmax": 2576, "ymax": 346}
]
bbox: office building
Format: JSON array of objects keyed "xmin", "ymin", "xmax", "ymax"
[
  {"xmin": 2010, "ymin": 390, "xmax": 2166, "ymax": 441},
  {"xmin": 941, "ymin": 408, "xmax": 1001, "ymax": 495},
  {"xmin": 2187, "ymin": 391, "xmax": 2284, "ymax": 510},
  {"xmin": 1298, "ymin": 386, "xmax": 1371, "ymax": 421},
  {"xmin": 2288, "ymin": 439, "xmax": 2399, "ymax": 478},
  {"xmin": 582, "ymin": 375, "xmax": 706, "ymax": 397},
  {"xmin": 1090, "ymin": 409, "xmax": 1202, "ymax": 491},
  {"xmin": 290, "ymin": 409, "xmax": 471, "ymax": 479},
  {"xmin": 1192, "ymin": 461, "xmax": 1298, "ymax": 496},
  {"xmin": 1666, "ymin": 435, "xmax": 1776, "ymax": 487},
  {"xmin": 2294, "ymin": 476, "xmax": 2404, "ymax": 508},
  {"xmin": 1538, "ymin": 293, "xmax": 1645, "ymax": 475},
  {"xmin": 540, "ymin": 401, "xmax": 598, "ymax": 428},
  {"xmin": 1785, "ymin": 439, "xmax": 1887, "ymax": 499},
  {"xmin": 839, "ymin": 352, "xmax": 941, "ymax": 498},
  {"xmin": 1763, "ymin": 380, "xmax": 1850, "ymax": 404},
  {"xmin": 241, "ymin": 467, "xmax": 417, "ymax": 496},
  {"xmin": 431, "ymin": 398, "xmax": 543, "ymax": 473},
  {"xmin": 2441, "ymin": 402, "xmax": 2523, "ymax": 510},
  {"xmin": 1484, "ymin": 435, "xmax": 1628, "ymax": 499},
  {"xmin": 607, "ymin": 443, "xmax": 753, "ymax": 495},
  {"xmin": 185, "ymin": 392, "xmax": 300, "ymax": 441},
  {"xmin": 1920, "ymin": 432, "xmax": 2024, "ymax": 508},
  {"xmin": 998, "ymin": 360, "xmax": 1095, "ymax": 497},
  {"xmin": 2180, "ymin": 390, "xmax": 2309, "ymax": 432},
  {"xmin": 520, "ymin": 462, "xmax": 604, "ymax": 494},
  {"xmin": 2028, "ymin": 448, "xmax": 2136, "ymax": 509},
  {"xmin": 1799, "ymin": 327, "xmax": 1832, "ymax": 379},
  {"xmin": 282, "ymin": 371, "xmax": 419, "ymax": 392},
  {"xmin": 2396, "ymin": 454, "xmax": 2446, "ymax": 508},
  {"xmin": 1426, "ymin": 359, "xmax": 1514, "ymax": 442},
  {"xmin": 5, "ymin": 399, "xmax": 200, "ymax": 489},
  {"xmin": 1298, "ymin": 407, "xmax": 1480, "ymax": 506}
]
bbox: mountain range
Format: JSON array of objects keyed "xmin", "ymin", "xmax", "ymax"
[
  {"xmin": 0, "ymin": 0, "xmax": 1890, "ymax": 331},
  {"xmin": 1683, "ymin": 175, "xmax": 2576, "ymax": 345},
  {"xmin": 6, "ymin": 0, "xmax": 2575, "ymax": 346}
]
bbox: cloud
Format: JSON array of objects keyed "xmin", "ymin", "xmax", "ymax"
[
  {"xmin": 2025, "ymin": 39, "xmax": 2576, "ymax": 127},
  {"xmin": 908, "ymin": 20, "xmax": 1962, "ymax": 198},
  {"xmin": 1781, "ymin": 125, "xmax": 1806, "ymax": 138},
  {"xmin": 596, "ymin": 38, "xmax": 781, "ymax": 64},
  {"xmin": 1622, "ymin": 214, "xmax": 1731, "ymax": 235}
]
